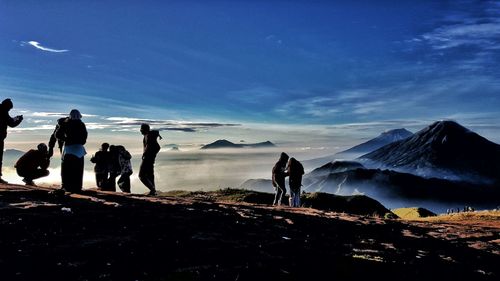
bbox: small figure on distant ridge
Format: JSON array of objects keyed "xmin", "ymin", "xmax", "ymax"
[
  {"xmin": 15, "ymin": 143, "xmax": 50, "ymax": 186},
  {"xmin": 139, "ymin": 123, "xmax": 161, "ymax": 195},
  {"xmin": 0, "ymin": 98, "xmax": 23, "ymax": 184}
]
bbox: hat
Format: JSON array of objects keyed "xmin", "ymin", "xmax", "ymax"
[
  {"xmin": 69, "ymin": 109, "xmax": 82, "ymax": 120},
  {"xmin": 1, "ymin": 98, "xmax": 13, "ymax": 110}
]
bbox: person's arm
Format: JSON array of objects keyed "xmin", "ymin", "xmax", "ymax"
[
  {"xmin": 81, "ymin": 123, "xmax": 88, "ymax": 145},
  {"xmin": 272, "ymin": 165, "xmax": 278, "ymax": 187},
  {"xmin": 40, "ymin": 157, "xmax": 50, "ymax": 170},
  {"xmin": 48, "ymin": 128, "xmax": 57, "ymax": 158},
  {"xmin": 7, "ymin": 114, "xmax": 23, "ymax": 128}
]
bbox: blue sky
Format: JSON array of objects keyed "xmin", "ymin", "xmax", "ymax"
[{"xmin": 1, "ymin": 0, "xmax": 500, "ymax": 151}]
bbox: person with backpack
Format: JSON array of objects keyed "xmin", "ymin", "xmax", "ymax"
[
  {"xmin": 56, "ymin": 109, "xmax": 87, "ymax": 192},
  {"xmin": 286, "ymin": 157, "xmax": 304, "ymax": 207},
  {"xmin": 272, "ymin": 152, "xmax": 289, "ymax": 206},
  {"xmin": 139, "ymin": 123, "xmax": 161, "ymax": 195},
  {"xmin": 0, "ymin": 98, "xmax": 23, "ymax": 184},
  {"xmin": 90, "ymin": 142, "xmax": 110, "ymax": 189},
  {"xmin": 48, "ymin": 117, "xmax": 66, "ymax": 159},
  {"xmin": 116, "ymin": 145, "xmax": 133, "ymax": 193}
]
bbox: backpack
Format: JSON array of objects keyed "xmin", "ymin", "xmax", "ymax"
[{"xmin": 147, "ymin": 130, "xmax": 162, "ymax": 155}]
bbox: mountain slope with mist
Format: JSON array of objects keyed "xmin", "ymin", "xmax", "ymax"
[
  {"xmin": 302, "ymin": 128, "xmax": 413, "ymax": 169},
  {"xmin": 360, "ymin": 120, "xmax": 500, "ymax": 182}
]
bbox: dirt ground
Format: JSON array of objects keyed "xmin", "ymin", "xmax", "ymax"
[{"xmin": 0, "ymin": 184, "xmax": 499, "ymax": 281}]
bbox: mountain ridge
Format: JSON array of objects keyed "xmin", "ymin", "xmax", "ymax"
[
  {"xmin": 201, "ymin": 139, "xmax": 275, "ymax": 149},
  {"xmin": 359, "ymin": 120, "xmax": 500, "ymax": 182}
]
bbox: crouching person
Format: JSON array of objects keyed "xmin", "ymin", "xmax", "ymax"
[{"xmin": 15, "ymin": 143, "xmax": 50, "ymax": 186}]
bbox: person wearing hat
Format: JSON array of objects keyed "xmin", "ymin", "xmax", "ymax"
[
  {"xmin": 55, "ymin": 109, "xmax": 87, "ymax": 192},
  {"xmin": 15, "ymin": 143, "xmax": 50, "ymax": 186},
  {"xmin": 0, "ymin": 98, "xmax": 23, "ymax": 184}
]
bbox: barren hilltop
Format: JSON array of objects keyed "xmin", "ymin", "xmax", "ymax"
[{"xmin": 0, "ymin": 183, "xmax": 499, "ymax": 281}]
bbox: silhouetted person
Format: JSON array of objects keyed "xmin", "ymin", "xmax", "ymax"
[
  {"xmin": 56, "ymin": 109, "xmax": 87, "ymax": 192},
  {"xmin": 272, "ymin": 152, "xmax": 289, "ymax": 206},
  {"xmin": 139, "ymin": 124, "xmax": 161, "ymax": 195},
  {"xmin": 116, "ymin": 145, "xmax": 133, "ymax": 193},
  {"xmin": 0, "ymin": 98, "xmax": 23, "ymax": 183},
  {"xmin": 104, "ymin": 145, "xmax": 121, "ymax": 192},
  {"xmin": 15, "ymin": 143, "xmax": 50, "ymax": 186},
  {"xmin": 287, "ymin": 157, "xmax": 304, "ymax": 207},
  {"xmin": 48, "ymin": 118, "xmax": 66, "ymax": 158},
  {"xmin": 90, "ymin": 143, "xmax": 110, "ymax": 189}
]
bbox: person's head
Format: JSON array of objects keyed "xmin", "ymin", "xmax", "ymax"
[
  {"xmin": 101, "ymin": 143, "xmax": 110, "ymax": 151},
  {"xmin": 37, "ymin": 143, "xmax": 48, "ymax": 153},
  {"xmin": 140, "ymin": 123, "xmax": 150, "ymax": 135},
  {"xmin": 69, "ymin": 109, "xmax": 82, "ymax": 120},
  {"xmin": 1, "ymin": 98, "xmax": 13, "ymax": 111},
  {"xmin": 279, "ymin": 152, "xmax": 289, "ymax": 163}
]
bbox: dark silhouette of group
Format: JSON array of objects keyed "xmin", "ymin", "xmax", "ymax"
[
  {"xmin": 0, "ymin": 98, "xmax": 162, "ymax": 195},
  {"xmin": 2, "ymin": 97, "xmax": 305, "ymax": 200},
  {"xmin": 90, "ymin": 143, "xmax": 133, "ymax": 193},
  {"xmin": 272, "ymin": 152, "xmax": 304, "ymax": 207}
]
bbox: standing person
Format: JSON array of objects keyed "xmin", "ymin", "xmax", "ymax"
[
  {"xmin": 48, "ymin": 117, "xmax": 66, "ymax": 159},
  {"xmin": 90, "ymin": 143, "xmax": 110, "ymax": 189},
  {"xmin": 104, "ymin": 145, "xmax": 120, "ymax": 192},
  {"xmin": 56, "ymin": 109, "xmax": 87, "ymax": 192},
  {"xmin": 14, "ymin": 143, "xmax": 50, "ymax": 186},
  {"xmin": 287, "ymin": 157, "xmax": 304, "ymax": 207},
  {"xmin": 116, "ymin": 145, "xmax": 133, "ymax": 193},
  {"xmin": 139, "ymin": 123, "xmax": 161, "ymax": 195},
  {"xmin": 272, "ymin": 152, "xmax": 289, "ymax": 206},
  {"xmin": 0, "ymin": 98, "xmax": 23, "ymax": 183}
]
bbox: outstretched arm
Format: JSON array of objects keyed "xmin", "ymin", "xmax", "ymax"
[{"xmin": 7, "ymin": 115, "xmax": 22, "ymax": 128}]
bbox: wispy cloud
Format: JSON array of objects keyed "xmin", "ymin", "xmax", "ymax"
[
  {"xmin": 32, "ymin": 112, "xmax": 98, "ymax": 118},
  {"xmin": 406, "ymin": 1, "xmax": 500, "ymax": 71},
  {"xmin": 104, "ymin": 117, "xmax": 240, "ymax": 133},
  {"xmin": 25, "ymin": 41, "xmax": 69, "ymax": 53},
  {"xmin": 274, "ymin": 73, "xmax": 500, "ymax": 122},
  {"xmin": 421, "ymin": 22, "xmax": 500, "ymax": 50}
]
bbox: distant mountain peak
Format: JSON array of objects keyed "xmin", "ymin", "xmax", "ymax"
[
  {"xmin": 360, "ymin": 121, "xmax": 500, "ymax": 182},
  {"xmin": 201, "ymin": 139, "xmax": 275, "ymax": 149},
  {"xmin": 381, "ymin": 128, "xmax": 413, "ymax": 137},
  {"xmin": 340, "ymin": 128, "xmax": 413, "ymax": 155}
]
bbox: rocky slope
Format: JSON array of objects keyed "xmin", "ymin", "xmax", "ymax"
[{"xmin": 0, "ymin": 183, "xmax": 499, "ymax": 280}]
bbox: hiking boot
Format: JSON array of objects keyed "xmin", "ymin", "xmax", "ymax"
[
  {"xmin": 0, "ymin": 178, "xmax": 8, "ymax": 184},
  {"xmin": 22, "ymin": 178, "xmax": 36, "ymax": 186}
]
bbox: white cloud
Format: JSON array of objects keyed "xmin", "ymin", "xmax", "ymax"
[
  {"xmin": 32, "ymin": 112, "xmax": 98, "ymax": 118},
  {"xmin": 421, "ymin": 22, "xmax": 500, "ymax": 50},
  {"xmin": 26, "ymin": 41, "xmax": 69, "ymax": 53}
]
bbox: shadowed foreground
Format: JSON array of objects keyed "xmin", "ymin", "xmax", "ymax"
[{"xmin": 0, "ymin": 184, "xmax": 499, "ymax": 281}]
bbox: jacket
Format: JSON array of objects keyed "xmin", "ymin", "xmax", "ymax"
[
  {"xmin": 15, "ymin": 150, "xmax": 50, "ymax": 172},
  {"xmin": 0, "ymin": 104, "xmax": 22, "ymax": 140}
]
